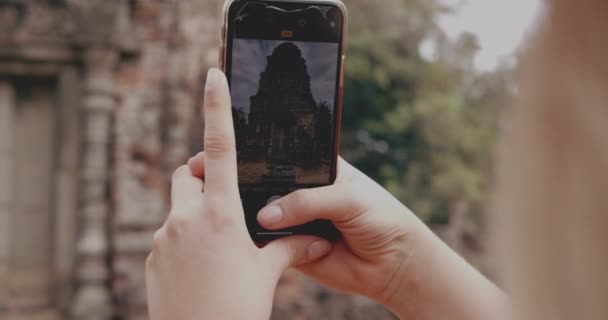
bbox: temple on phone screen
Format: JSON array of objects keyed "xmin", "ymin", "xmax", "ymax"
[{"xmin": 231, "ymin": 39, "xmax": 337, "ymax": 185}]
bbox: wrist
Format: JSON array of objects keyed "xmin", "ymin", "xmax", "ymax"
[
  {"xmin": 376, "ymin": 220, "xmax": 440, "ymax": 319},
  {"xmin": 379, "ymin": 221, "xmax": 510, "ymax": 320}
]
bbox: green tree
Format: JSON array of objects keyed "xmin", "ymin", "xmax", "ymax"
[{"xmin": 341, "ymin": 0, "xmax": 511, "ymax": 223}]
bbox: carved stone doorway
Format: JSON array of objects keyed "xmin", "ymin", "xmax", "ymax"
[{"xmin": 0, "ymin": 72, "xmax": 81, "ymax": 320}]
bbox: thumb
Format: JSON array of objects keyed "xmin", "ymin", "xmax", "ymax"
[{"xmin": 262, "ymin": 236, "xmax": 332, "ymax": 272}]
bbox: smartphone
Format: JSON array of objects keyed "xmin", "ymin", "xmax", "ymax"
[{"xmin": 220, "ymin": 0, "xmax": 347, "ymax": 242}]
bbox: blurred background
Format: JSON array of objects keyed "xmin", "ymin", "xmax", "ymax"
[{"xmin": 0, "ymin": 0, "xmax": 539, "ymax": 319}]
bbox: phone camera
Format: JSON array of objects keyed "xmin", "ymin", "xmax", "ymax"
[{"xmin": 327, "ymin": 8, "xmax": 340, "ymax": 29}]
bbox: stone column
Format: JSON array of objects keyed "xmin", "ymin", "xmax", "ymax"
[
  {"xmin": 0, "ymin": 80, "xmax": 15, "ymax": 309},
  {"xmin": 72, "ymin": 49, "xmax": 116, "ymax": 320}
]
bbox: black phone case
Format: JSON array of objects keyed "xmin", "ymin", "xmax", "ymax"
[{"xmin": 222, "ymin": 0, "xmax": 348, "ymax": 243}]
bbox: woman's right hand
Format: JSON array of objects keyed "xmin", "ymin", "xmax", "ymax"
[
  {"xmin": 256, "ymin": 158, "xmax": 424, "ymax": 310},
  {"xmin": 256, "ymin": 158, "xmax": 509, "ymax": 320}
]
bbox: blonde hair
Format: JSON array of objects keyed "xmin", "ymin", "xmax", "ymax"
[{"xmin": 493, "ymin": 1, "xmax": 608, "ymax": 319}]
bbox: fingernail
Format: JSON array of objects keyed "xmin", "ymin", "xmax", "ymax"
[
  {"xmin": 258, "ymin": 206, "xmax": 283, "ymax": 226},
  {"xmin": 308, "ymin": 241, "xmax": 331, "ymax": 260},
  {"xmin": 205, "ymin": 68, "xmax": 222, "ymax": 91}
]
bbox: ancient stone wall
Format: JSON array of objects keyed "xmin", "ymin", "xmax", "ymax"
[{"xmin": 0, "ymin": 0, "xmax": 219, "ymax": 319}]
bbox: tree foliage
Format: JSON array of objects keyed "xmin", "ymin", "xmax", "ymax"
[{"xmin": 340, "ymin": 0, "xmax": 511, "ymax": 223}]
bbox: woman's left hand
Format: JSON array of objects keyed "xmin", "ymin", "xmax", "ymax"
[{"xmin": 145, "ymin": 68, "xmax": 332, "ymax": 320}]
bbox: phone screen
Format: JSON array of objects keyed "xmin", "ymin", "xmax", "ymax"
[
  {"xmin": 224, "ymin": 0, "xmax": 345, "ymax": 240},
  {"xmin": 232, "ymin": 38, "xmax": 338, "ymax": 185}
]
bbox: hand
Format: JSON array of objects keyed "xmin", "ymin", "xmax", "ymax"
[
  {"xmin": 226, "ymin": 157, "xmax": 504, "ymax": 319},
  {"xmin": 257, "ymin": 159, "xmax": 423, "ymax": 308},
  {"xmin": 145, "ymin": 69, "xmax": 332, "ymax": 320}
]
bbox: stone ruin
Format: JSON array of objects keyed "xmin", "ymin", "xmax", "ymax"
[{"xmin": 0, "ymin": 0, "xmax": 218, "ymax": 318}]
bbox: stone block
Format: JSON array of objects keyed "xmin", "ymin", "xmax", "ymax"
[
  {"xmin": 115, "ymin": 183, "xmax": 166, "ymax": 228},
  {"xmin": 53, "ymin": 173, "xmax": 77, "ymax": 282},
  {"xmin": 0, "ymin": 210, "xmax": 8, "ymax": 306},
  {"xmin": 11, "ymin": 209, "xmax": 52, "ymax": 269},
  {"xmin": 0, "ymin": 310, "xmax": 61, "ymax": 320},
  {"xmin": 113, "ymin": 231, "xmax": 155, "ymax": 254},
  {"xmin": 0, "ymin": 211, "xmax": 9, "ymax": 260},
  {"xmin": 0, "ymin": 81, "xmax": 14, "ymax": 152},
  {"xmin": 0, "ymin": 156, "xmax": 12, "ymax": 204}
]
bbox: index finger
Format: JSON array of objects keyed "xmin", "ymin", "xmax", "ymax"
[{"xmin": 202, "ymin": 68, "xmax": 239, "ymax": 196}]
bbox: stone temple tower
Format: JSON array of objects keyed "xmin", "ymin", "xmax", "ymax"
[{"xmin": 246, "ymin": 42, "xmax": 320, "ymax": 165}]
